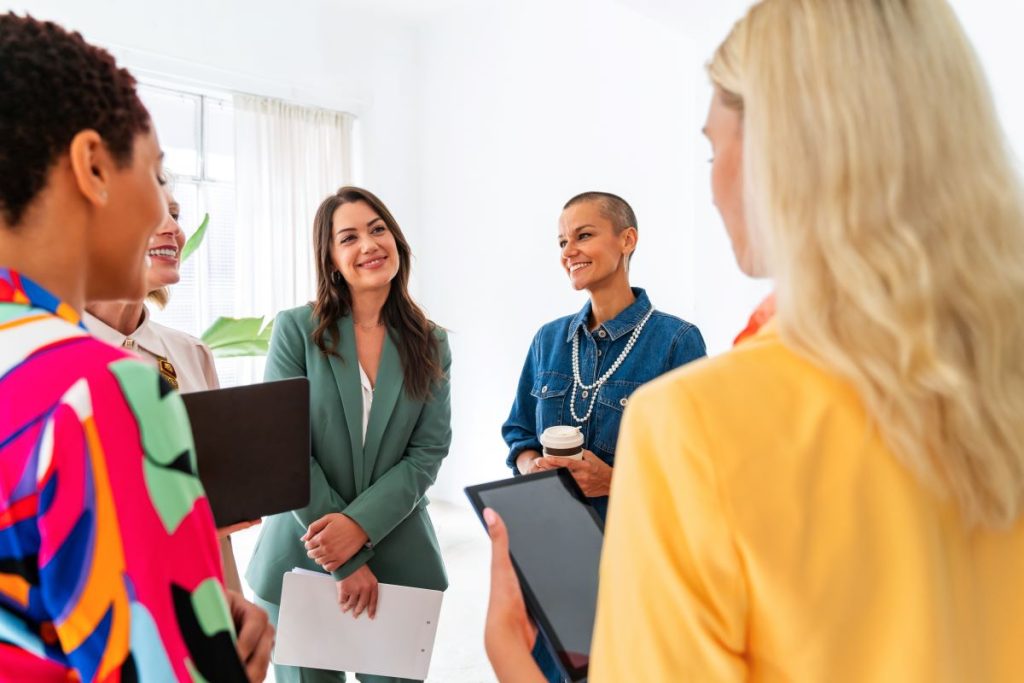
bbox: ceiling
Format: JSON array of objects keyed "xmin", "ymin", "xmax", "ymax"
[
  {"xmin": 329, "ymin": 0, "xmax": 754, "ymax": 32},
  {"xmin": 324, "ymin": 0, "xmax": 479, "ymax": 21}
]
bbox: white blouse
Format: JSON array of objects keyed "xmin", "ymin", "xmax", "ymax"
[
  {"xmin": 84, "ymin": 308, "xmax": 220, "ymax": 394},
  {"xmin": 358, "ymin": 363, "xmax": 373, "ymax": 444}
]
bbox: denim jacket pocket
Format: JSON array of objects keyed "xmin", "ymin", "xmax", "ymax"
[
  {"xmin": 530, "ymin": 372, "xmax": 572, "ymax": 434},
  {"xmin": 593, "ymin": 379, "xmax": 642, "ymax": 453}
]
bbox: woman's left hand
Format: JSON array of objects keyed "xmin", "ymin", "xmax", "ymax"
[
  {"xmin": 538, "ymin": 449, "xmax": 613, "ymax": 497},
  {"xmin": 483, "ymin": 508, "xmax": 545, "ymax": 682},
  {"xmin": 303, "ymin": 513, "xmax": 369, "ymax": 572}
]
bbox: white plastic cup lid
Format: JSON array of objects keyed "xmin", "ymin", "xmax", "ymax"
[{"xmin": 539, "ymin": 425, "xmax": 584, "ymax": 450}]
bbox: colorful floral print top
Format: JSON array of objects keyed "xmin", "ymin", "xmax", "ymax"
[{"xmin": 0, "ymin": 269, "xmax": 245, "ymax": 682}]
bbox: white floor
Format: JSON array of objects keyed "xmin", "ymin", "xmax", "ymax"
[{"xmin": 231, "ymin": 500, "xmax": 498, "ymax": 683}]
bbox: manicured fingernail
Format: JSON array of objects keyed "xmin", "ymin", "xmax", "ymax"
[{"xmin": 483, "ymin": 508, "xmax": 497, "ymax": 526}]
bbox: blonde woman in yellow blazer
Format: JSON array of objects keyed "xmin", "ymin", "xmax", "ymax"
[
  {"xmin": 592, "ymin": 0, "xmax": 1024, "ymax": 679},
  {"xmin": 483, "ymin": 1, "xmax": 1024, "ymax": 681}
]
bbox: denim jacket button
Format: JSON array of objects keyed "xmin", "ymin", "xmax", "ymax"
[
  {"xmin": 598, "ymin": 329, "xmax": 607, "ymax": 338},
  {"xmin": 619, "ymin": 397, "xmax": 628, "ymax": 407},
  {"xmin": 597, "ymin": 349, "xmax": 602, "ymax": 356},
  {"xmin": 542, "ymin": 385, "xmax": 548, "ymax": 393}
]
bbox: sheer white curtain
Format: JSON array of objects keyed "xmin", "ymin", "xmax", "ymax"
[
  {"xmin": 234, "ymin": 95, "xmax": 354, "ymax": 314},
  {"xmin": 232, "ymin": 95, "xmax": 354, "ymax": 381},
  {"xmin": 227, "ymin": 96, "xmax": 354, "ymax": 602}
]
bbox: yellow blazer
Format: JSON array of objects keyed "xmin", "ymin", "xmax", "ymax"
[{"xmin": 591, "ymin": 323, "xmax": 1024, "ymax": 682}]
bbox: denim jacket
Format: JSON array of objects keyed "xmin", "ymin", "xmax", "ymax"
[{"xmin": 502, "ymin": 288, "xmax": 706, "ymax": 518}]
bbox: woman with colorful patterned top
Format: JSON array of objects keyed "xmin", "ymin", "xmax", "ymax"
[{"xmin": 0, "ymin": 14, "xmax": 271, "ymax": 682}]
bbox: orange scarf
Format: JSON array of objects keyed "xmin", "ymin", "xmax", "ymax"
[{"xmin": 733, "ymin": 293, "xmax": 776, "ymax": 346}]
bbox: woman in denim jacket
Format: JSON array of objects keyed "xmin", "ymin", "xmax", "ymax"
[
  {"xmin": 503, "ymin": 191, "xmax": 707, "ymax": 515},
  {"xmin": 501, "ymin": 191, "xmax": 706, "ymax": 680}
]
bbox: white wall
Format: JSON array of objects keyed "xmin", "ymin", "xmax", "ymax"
[
  {"xmin": 6, "ymin": 0, "xmax": 422, "ymax": 248},
  {"xmin": 413, "ymin": 0, "xmax": 1024, "ymax": 503},
  {"xmin": 412, "ymin": 0, "xmax": 721, "ymax": 501},
  {"xmin": 948, "ymin": 0, "xmax": 1024, "ymax": 169},
  {"xmin": 662, "ymin": 0, "xmax": 772, "ymax": 356},
  {"xmin": 11, "ymin": 0, "xmax": 1024, "ymax": 506}
]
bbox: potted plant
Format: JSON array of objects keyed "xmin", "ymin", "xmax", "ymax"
[{"xmin": 183, "ymin": 213, "xmax": 275, "ymax": 357}]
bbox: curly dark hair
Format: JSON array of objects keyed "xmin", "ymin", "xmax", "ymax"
[{"xmin": 0, "ymin": 13, "xmax": 151, "ymax": 227}]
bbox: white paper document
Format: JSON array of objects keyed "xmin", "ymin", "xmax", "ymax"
[{"xmin": 274, "ymin": 568, "xmax": 444, "ymax": 679}]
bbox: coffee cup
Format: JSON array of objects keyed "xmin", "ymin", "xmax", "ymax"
[{"xmin": 539, "ymin": 425, "xmax": 584, "ymax": 461}]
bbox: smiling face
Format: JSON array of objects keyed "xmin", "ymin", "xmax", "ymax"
[
  {"xmin": 330, "ymin": 199, "xmax": 400, "ymax": 294},
  {"xmin": 558, "ymin": 200, "xmax": 637, "ymax": 292},
  {"xmin": 144, "ymin": 186, "xmax": 186, "ymax": 292}
]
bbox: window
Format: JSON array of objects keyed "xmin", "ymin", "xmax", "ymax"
[{"xmin": 138, "ymin": 84, "xmax": 247, "ymax": 387}]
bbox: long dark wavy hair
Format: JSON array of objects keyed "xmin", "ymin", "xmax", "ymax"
[{"xmin": 311, "ymin": 186, "xmax": 442, "ymax": 401}]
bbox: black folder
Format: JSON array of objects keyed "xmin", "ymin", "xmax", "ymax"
[{"xmin": 182, "ymin": 377, "xmax": 311, "ymax": 527}]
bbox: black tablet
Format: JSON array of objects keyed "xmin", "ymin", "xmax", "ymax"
[
  {"xmin": 465, "ymin": 469, "xmax": 604, "ymax": 682},
  {"xmin": 182, "ymin": 377, "xmax": 311, "ymax": 527}
]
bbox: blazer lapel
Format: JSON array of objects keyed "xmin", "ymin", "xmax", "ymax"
[
  {"xmin": 362, "ymin": 329, "xmax": 403, "ymax": 489},
  {"xmin": 327, "ymin": 316, "xmax": 365, "ymax": 489}
]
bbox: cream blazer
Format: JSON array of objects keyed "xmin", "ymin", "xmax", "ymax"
[{"xmin": 84, "ymin": 308, "xmax": 219, "ymax": 393}]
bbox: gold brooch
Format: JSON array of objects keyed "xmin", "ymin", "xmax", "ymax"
[{"xmin": 157, "ymin": 356, "xmax": 179, "ymax": 390}]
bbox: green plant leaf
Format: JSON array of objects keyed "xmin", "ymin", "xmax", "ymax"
[
  {"xmin": 181, "ymin": 213, "xmax": 210, "ymax": 263},
  {"xmin": 201, "ymin": 316, "xmax": 275, "ymax": 358}
]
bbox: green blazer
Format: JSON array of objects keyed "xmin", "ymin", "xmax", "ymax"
[{"xmin": 246, "ymin": 305, "xmax": 451, "ymax": 604}]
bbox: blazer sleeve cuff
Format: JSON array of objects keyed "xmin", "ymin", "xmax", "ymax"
[{"xmin": 342, "ymin": 506, "xmax": 391, "ymax": 548}]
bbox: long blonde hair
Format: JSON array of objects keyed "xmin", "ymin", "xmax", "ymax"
[{"xmin": 710, "ymin": 0, "xmax": 1024, "ymax": 528}]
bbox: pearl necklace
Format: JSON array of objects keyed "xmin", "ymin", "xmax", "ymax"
[{"xmin": 569, "ymin": 308, "xmax": 654, "ymax": 423}]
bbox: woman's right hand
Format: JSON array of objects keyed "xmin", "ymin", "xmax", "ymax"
[
  {"xmin": 516, "ymin": 449, "xmax": 545, "ymax": 475},
  {"xmin": 336, "ymin": 565, "xmax": 378, "ymax": 619},
  {"xmin": 224, "ymin": 589, "xmax": 274, "ymax": 682}
]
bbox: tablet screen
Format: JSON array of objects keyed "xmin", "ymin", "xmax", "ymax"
[{"xmin": 467, "ymin": 470, "xmax": 603, "ymax": 681}]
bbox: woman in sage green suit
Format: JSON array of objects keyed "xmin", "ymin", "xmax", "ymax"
[{"xmin": 246, "ymin": 187, "xmax": 451, "ymax": 683}]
